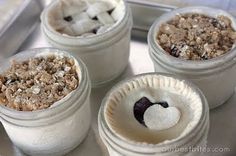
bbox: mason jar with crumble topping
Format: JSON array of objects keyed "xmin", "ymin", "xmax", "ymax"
[
  {"xmin": 41, "ymin": 0, "xmax": 133, "ymax": 87},
  {"xmin": 148, "ymin": 6, "xmax": 236, "ymax": 109},
  {"xmin": 0, "ymin": 48, "xmax": 91, "ymax": 156},
  {"xmin": 98, "ymin": 73, "xmax": 209, "ymax": 156}
]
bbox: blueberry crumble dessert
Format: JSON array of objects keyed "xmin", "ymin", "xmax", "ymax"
[
  {"xmin": 157, "ymin": 14, "xmax": 236, "ymax": 60},
  {"xmin": 0, "ymin": 54, "xmax": 79, "ymax": 111}
]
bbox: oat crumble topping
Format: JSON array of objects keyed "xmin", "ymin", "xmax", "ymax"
[
  {"xmin": 0, "ymin": 55, "xmax": 79, "ymax": 111},
  {"xmin": 157, "ymin": 14, "xmax": 236, "ymax": 60}
]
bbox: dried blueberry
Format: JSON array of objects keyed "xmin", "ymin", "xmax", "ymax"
[
  {"xmin": 133, "ymin": 97, "xmax": 169, "ymax": 126},
  {"xmin": 64, "ymin": 16, "xmax": 73, "ymax": 22},
  {"xmin": 133, "ymin": 97, "xmax": 153, "ymax": 125},
  {"xmin": 156, "ymin": 101, "xmax": 169, "ymax": 108},
  {"xmin": 201, "ymin": 54, "xmax": 208, "ymax": 60},
  {"xmin": 170, "ymin": 45, "xmax": 180, "ymax": 57}
]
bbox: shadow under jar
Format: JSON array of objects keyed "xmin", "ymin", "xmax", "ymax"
[
  {"xmin": 98, "ymin": 73, "xmax": 209, "ymax": 156},
  {"xmin": 0, "ymin": 48, "xmax": 91, "ymax": 156},
  {"xmin": 41, "ymin": 0, "xmax": 133, "ymax": 87},
  {"xmin": 148, "ymin": 6, "xmax": 236, "ymax": 109}
]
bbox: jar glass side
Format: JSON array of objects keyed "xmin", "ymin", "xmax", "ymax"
[
  {"xmin": 0, "ymin": 48, "xmax": 92, "ymax": 156},
  {"xmin": 98, "ymin": 73, "xmax": 209, "ymax": 155}
]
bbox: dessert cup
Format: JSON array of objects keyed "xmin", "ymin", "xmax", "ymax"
[
  {"xmin": 148, "ymin": 6, "xmax": 236, "ymax": 109},
  {"xmin": 98, "ymin": 73, "xmax": 209, "ymax": 156},
  {"xmin": 0, "ymin": 48, "xmax": 91, "ymax": 156},
  {"xmin": 41, "ymin": 0, "xmax": 133, "ymax": 87}
]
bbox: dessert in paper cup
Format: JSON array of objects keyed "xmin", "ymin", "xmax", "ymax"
[
  {"xmin": 41, "ymin": 0, "xmax": 133, "ymax": 87},
  {"xmin": 98, "ymin": 73, "xmax": 209, "ymax": 156},
  {"xmin": 148, "ymin": 6, "xmax": 236, "ymax": 109},
  {"xmin": 0, "ymin": 48, "xmax": 91, "ymax": 156}
]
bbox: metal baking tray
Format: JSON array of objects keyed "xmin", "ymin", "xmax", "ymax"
[
  {"xmin": 127, "ymin": 0, "xmax": 236, "ymax": 32},
  {"xmin": 0, "ymin": 0, "xmax": 42, "ymax": 59},
  {"xmin": 0, "ymin": 1, "xmax": 236, "ymax": 156},
  {"xmin": 127, "ymin": 0, "xmax": 175, "ymax": 32}
]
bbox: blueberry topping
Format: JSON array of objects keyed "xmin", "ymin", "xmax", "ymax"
[
  {"xmin": 209, "ymin": 18, "xmax": 221, "ymax": 28},
  {"xmin": 155, "ymin": 101, "xmax": 169, "ymax": 108},
  {"xmin": 170, "ymin": 45, "xmax": 180, "ymax": 57},
  {"xmin": 133, "ymin": 97, "xmax": 169, "ymax": 126},
  {"xmin": 64, "ymin": 16, "xmax": 73, "ymax": 22},
  {"xmin": 133, "ymin": 97, "xmax": 153, "ymax": 125}
]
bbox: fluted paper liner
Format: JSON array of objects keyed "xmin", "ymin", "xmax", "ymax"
[{"xmin": 104, "ymin": 74, "xmax": 203, "ymax": 145}]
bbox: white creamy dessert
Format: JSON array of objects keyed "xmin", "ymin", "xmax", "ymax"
[
  {"xmin": 148, "ymin": 7, "xmax": 236, "ymax": 109},
  {"xmin": 41, "ymin": 0, "xmax": 133, "ymax": 87},
  {"xmin": 0, "ymin": 48, "xmax": 91, "ymax": 156},
  {"xmin": 99, "ymin": 73, "xmax": 209, "ymax": 156},
  {"xmin": 47, "ymin": 0, "xmax": 125, "ymax": 37},
  {"xmin": 104, "ymin": 74, "xmax": 202, "ymax": 144}
]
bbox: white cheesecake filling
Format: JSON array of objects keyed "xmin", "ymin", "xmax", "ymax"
[
  {"xmin": 104, "ymin": 75, "xmax": 202, "ymax": 144},
  {"xmin": 47, "ymin": 0, "xmax": 125, "ymax": 37}
]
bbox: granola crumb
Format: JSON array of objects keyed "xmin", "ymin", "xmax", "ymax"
[
  {"xmin": 0, "ymin": 54, "xmax": 79, "ymax": 111},
  {"xmin": 157, "ymin": 14, "xmax": 236, "ymax": 60}
]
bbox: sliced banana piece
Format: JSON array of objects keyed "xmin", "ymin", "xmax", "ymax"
[{"xmin": 71, "ymin": 19, "xmax": 102, "ymax": 36}]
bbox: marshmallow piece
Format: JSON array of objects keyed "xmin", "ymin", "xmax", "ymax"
[
  {"xmin": 61, "ymin": 0, "xmax": 87, "ymax": 17},
  {"xmin": 111, "ymin": 1, "xmax": 124, "ymax": 21},
  {"xmin": 81, "ymin": 33, "xmax": 96, "ymax": 37},
  {"xmin": 97, "ymin": 12, "xmax": 115, "ymax": 25},
  {"xmin": 144, "ymin": 105, "xmax": 181, "ymax": 130},
  {"xmin": 73, "ymin": 12, "xmax": 90, "ymax": 21},
  {"xmin": 71, "ymin": 19, "xmax": 101, "ymax": 36},
  {"xmin": 97, "ymin": 25, "xmax": 111, "ymax": 34},
  {"xmin": 62, "ymin": 25, "xmax": 75, "ymax": 36},
  {"xmin": 86, "ymin": 1, "xmax": 113, "ymax": 18}
]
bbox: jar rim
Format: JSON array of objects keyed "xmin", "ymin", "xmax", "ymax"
[
  {"xmin": 41, "ymin": 0, "xmax": 130, "ymax": 45},
  {"xmin": 148, "ymin": 6, "xmax": 236, "ymax": 71},
  {"xmin": 99, "ymin": 72, "xmax": 208, "ymax": 150},
  {"xmin": 0, "ymin": 48, "xmax": 88, "ymax": 121}
]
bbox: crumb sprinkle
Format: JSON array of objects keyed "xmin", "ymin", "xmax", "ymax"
[
  {"xmin": 157, "ymin": 14, "xmax": 236, "ymax": 60},
  {"xmin": 0, "ymin": 55, "xmax": 79, "ymax": 111}
]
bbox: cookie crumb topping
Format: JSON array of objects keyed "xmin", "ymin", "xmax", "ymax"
[
  {"xmin": 157, "ymin": 14, "xmax": 236, "ymax": 60},
  {"xmin": 0, "ymin": 55, "xmax": 79, "ymax": 111}
]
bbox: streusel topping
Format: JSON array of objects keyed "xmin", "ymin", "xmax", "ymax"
[
  {"xmin": 0, "ymin": 55, "xmax": 79, "ymax": 111},
  {"xmin": 157, "ymin": 14, "xmax": 236, "ymax": 60}
]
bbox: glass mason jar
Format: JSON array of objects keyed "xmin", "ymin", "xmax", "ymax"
[
  {"xmin": 148, "ymin": 6, "xmax": 236, "ymax": 109},
  {"xmin": 0, "ymin": 48, "xmax": 91, "ymax": 156},
  {"xmin": 98, "ymin": 73, "xmax": 209, "ymax": 156},
  {"xmin": 41, "ymin": 0, "xmax": 133, "ymax": 87}
]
